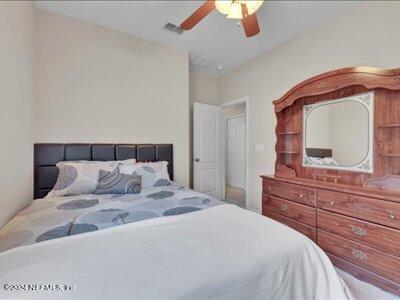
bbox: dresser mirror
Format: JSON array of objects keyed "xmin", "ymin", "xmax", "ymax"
[{"xmin": 303, "ymin": 92, "xmax": 374, "ymax": 173}]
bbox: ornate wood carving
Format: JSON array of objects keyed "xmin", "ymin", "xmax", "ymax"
[
  {"xmin": 273, "ymin": 66, "xmax": 400, "ymax": 188},
  {"xmin": 274, "ymin": 67, "xmax": 400, "ymax": 113},
  {"xmin": 275, "ymin": 163, "xmax": 296, "ymax": 178}
]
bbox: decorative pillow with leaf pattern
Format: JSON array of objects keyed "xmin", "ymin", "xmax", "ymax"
[
  {"xmin": 120, "ymin": 161, "xmax": 171, "ymax": 190},
  {"xmin": 94, "ymin": 168, "xmax": 141, "ymax": 195},
  {"xmin": 47, "ymin": 159, "xmax": 136, "ymax": 198}
]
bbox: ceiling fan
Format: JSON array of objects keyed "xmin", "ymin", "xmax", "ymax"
[{"xmin": 180, "ymin": 0, "xmax": 264, "ymax": 38}]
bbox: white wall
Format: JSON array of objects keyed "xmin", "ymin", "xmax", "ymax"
[
  {"xmin": 306, "ymin": 105, "xmax": 331, "ymax": 149},
  {"xmin": 224, "ymin": 103, "xmax": 246, "ymax": 118},
  {"xmin": 0, "ymin": 2, "xmax": 34, "ymax": 227},
  {"xmin": 218, "ymin": 2, "xmax": 400, "ymax": 212},
  {"xmin": 330, "ymin": 101, "xmax": 368, "ymax": 166},
  {"xmin": 34, "ymin": 9, "xmax": 190, "ymax": 187}
]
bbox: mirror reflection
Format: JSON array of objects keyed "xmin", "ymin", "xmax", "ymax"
[{"xmin": 303, "ymin": 92, "xmax": 373, "ymax": 173}]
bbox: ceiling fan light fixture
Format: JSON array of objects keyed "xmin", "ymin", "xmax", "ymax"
[
  {"xmin": 245, "ymin": 0, "xmax": 263, "ymax": 15},
  {"xmin": 180, "ymin": 0, "xmax": 261, "ymax": 38},
  {"xmin": 216, "ymin": 0, "xmax": 264, "ymax": 19},
  {"xmin": 227, "ymin": 1, "xmax": 243, "ymax": 19},
  {"xmin": 215, "ymin": 0, "xmax": 232, "ymax": 15}
]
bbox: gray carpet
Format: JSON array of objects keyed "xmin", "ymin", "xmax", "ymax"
[
  {"xmin": 336, "ymin": 268, "xmax": 399, "ymax": 300},
  {"xmin": 223, "ymin": 185, "xmax": 246, "ymax": 208}
]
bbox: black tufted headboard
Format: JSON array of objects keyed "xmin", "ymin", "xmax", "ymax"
[
  {"xmin": 305, "ymin": 148, "xmax": 333, "ymax": 158},
  {"xmin": 34, "ymin": 143, "xmax": 173, "ymax": 199}
]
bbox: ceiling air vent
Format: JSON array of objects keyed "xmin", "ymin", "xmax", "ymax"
[
  {"xmin": 189, "ymin": 54, "xmax": 214, "ymax": 68},
  {"xmin": 164, "ymin": 23, "xmax": 184, "ymax": 35}
]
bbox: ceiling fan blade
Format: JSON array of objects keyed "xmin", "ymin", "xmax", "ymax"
[
  {"xmin": 241, "ymin": 5, "xmax": 260, "ymax": 37},
  {"xmin": 180, "ymin": 0, "xmax": 216, "ymax": 30}
]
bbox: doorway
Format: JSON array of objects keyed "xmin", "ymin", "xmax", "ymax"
[
  {"xmin": 192, "ymin": 98, "xmax": 249, "ymax": 208},
  {"xmin": 192, "ymin": 102, "xmax": 222, "ymax": 199},
  {"xmin": 222, "ymin": 99, "xmax": 249, "ymax": 209}
]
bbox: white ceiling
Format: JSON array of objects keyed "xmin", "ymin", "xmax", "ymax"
[{"xmin": 34, "ymin": 1, "xmax": 358, "ymax": 76}]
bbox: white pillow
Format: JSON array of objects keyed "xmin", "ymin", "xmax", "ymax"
[
  {"xmin": 47, "ymin": 159, "xmax": 136, "ymax": 198},
  {"xmin": 309, "ymin": 157, "xmax": 324, "ymax": 165},
  {"xmin": 322, "ymin": 157, "xmax": 339, "ymax": 166},
  {"xmin": 120, "ymin": 161, "xmax": 171, "ymax": 190}
]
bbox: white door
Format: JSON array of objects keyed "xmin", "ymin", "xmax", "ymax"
[
  {"xmin": 227, "ymin": 116, "xmax": 245, "ymax": 189},
  {"xmin": 193, "ymin": 102, "xmax": 222, "ymax": 199}
]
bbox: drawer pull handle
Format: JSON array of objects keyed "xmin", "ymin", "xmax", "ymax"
[
  {"xmin": 280, "ymin": 204, "xmax": 289, "ymax": 212},
  {"xmin": 268, "ymin": 187, "xmax": 272, "ymax": 191},
  {"xmin": 351, "ymin": 226, "xmax": 367, "ymax": 236},
  {"xmin": 389, "ymin": 214, "xmax": 395, "ymax": 220},
  {"xmin": 330, "ymin": 201, "xmax": 335, "ymax": 206},
  {"xmin": 352, "ymin": 249, "xmax": 367, "ymax": 260},
  {"xmin": 299, "ymin": 194, "xmax": 304, "ymax": 198}
]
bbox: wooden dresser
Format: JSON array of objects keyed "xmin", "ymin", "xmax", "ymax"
[
  {"xmin": 261, "ymin": 67, "xmax": 400, "ymax": 295},
  {"xmin": 262, "ymin": 176, "xmax": 400, "ymax": 295}
]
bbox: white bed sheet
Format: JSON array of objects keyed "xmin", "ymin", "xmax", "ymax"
[{"xmin": 0, "ymin": 204, "xmax": 352, "ymax": 299}]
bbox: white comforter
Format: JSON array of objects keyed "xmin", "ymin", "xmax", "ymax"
[{"xmin": 0, "ymin": 205, "xmax": 351, "ymax": 299}]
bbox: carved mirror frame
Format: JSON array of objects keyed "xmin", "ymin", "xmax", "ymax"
[{"xmin": 302, "ymin": 91, "xmax": 374, "ymax": 173}]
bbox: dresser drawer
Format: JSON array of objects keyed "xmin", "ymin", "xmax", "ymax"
[
  {"xmin": 318, "ymin": 209, "xmax": 400, "ymax": 256},
  {"xmin": 263, "ymin": 210, "xmax": 316, "ymax": 242},
  {"xmin": 262, "ymin": 195, "xmax": 316, "ymax": 227},
  {"xmin": 318, "ymin": 231, "xmax": 400, "ymax": 283},
  {"xmin": 263, "ymin": 179, "xmax": 315, "ymax": 206},
  {"xmin": 317, "ymin": 189, "xmax": 400, "ymax": 229}
]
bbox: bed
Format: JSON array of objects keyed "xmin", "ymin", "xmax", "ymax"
[{"xmin": 0, "ymin": 143, "xmax": 352, "ymax": 299}]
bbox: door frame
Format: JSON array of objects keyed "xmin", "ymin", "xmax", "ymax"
[{"xmin": 220, "ymin": 97, "xmax": 250, "ymax": 208}]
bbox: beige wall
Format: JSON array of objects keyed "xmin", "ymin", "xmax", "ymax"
[
  {"xmin": 218, "ymin": 2, "xmax": 400, "ymax": 212},
  {"xmin": 34, "ymin": 9, "xmax": 189, "ymax": 187},
  {"xmin": 189, "ymin": 69, "xmax": 218, "ymax": 107},
  {"xmin": 188, "ymin": 69, "xmax": 218, "ymax": 187},
  {"xmin": 0, "ymin": 2, "xmax": 34, "ymax": 227}
]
